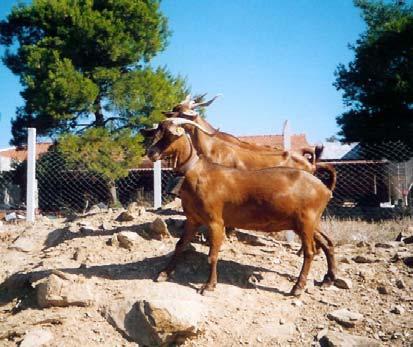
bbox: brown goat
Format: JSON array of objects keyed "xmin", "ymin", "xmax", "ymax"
[
  {"xmin": 163, "ymin": 94, "xmax": 324, "ymax": 163},
  {"xmin": 146, "ymin": 120, "xmax": 336, "ymax": 296}
]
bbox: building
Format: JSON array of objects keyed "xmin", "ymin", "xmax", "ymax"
[{"xmin": 0, "ymin": 143, "xmax": 52, "ymax": 171}]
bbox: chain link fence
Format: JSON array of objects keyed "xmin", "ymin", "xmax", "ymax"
[
  {"xmin": 317, "ymin": 141, "xmax": 413, "ymax": 220},
  {"xmin": 33, "ymin": 149, "xmax": 178, "ymax": 213},
  {"xmin": 1, "ymin": 140, "xmax": 412, "ymax": 219}
]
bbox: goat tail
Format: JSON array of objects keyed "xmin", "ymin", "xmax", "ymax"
[{"xmin": 315, "ymin": 163, "xmax": 336, "ymax": 191}]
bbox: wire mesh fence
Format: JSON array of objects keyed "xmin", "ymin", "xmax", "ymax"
[
  {"xmin": 317, "ymin": 141, "xmax": 413, "ymax": 220},
  {"xmin": 32, "ymin": 149, "xmax": 179, "ymax": 213},
  {"xmin": 1, "ymin": 140, "xmax": 412, "ymax": 219}
]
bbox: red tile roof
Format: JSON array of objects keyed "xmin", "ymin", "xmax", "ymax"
[
  {"xmin": 238, "ymin": 134, "xmax": 310, "ymax": 151},
  {"xmin": 0, "ymin": 143, "xmax": 52, "ymax": 161}
]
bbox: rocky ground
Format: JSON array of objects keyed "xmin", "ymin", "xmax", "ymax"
[{"xmin": 0, "ymin": 201, "xmax": 412, "ymax": 347}]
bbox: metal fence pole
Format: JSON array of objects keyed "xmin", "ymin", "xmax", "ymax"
[
  {"xmin": 153, "ymin": 160, "xmax": 162, "ymax": 209},
  {"xmin": 26, "ymin": 128, "xmax": 36, "ymax": 223}
]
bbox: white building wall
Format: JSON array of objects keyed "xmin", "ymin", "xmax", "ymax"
[{"xmin": 0, "ymin": 156, "xmax": 12, "ymax": 172}]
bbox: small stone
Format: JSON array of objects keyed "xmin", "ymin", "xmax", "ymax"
[
  {"xmin": 334, "ymin": 277, "xmax": 352, "ymax": 290},
  {"xmin": 20, "ymin": 328, "xmax": 53, "ymax": 347},
  {"xmin": 375, "ymin": 241, "xmax": 398, "ymax": 249},
  {"xmin": 279, "ymin": 318, "xmax": 286, "ymax": 325},
  {"xmin": 37, "ymin": 274, "xmax": 94, "ymax": 308},
  {"xmin": 292, "ymin": 300, "xmax": 303, "ymax": 307},
  {"xmin": 356, "ymin": 241, "xmax": 369, "ymax": 248},
  {"xmin": 403, "ymin": 256, "xmax": 413, "ymax": 267},
  {"xmin": 149, "ymin": 217, "xmax": 171, "ymax": 240},
  {"xmin": 377, "ymin": 285, "xmax": 389, "ymax": 294},
  {"xmin": 73, "ymin": 247, "xmax": 88, "ymax": 262},
  {"xmin": 390, "ymin": 305, "xmax": 405, "ymax": 315},
  {"xmin": 395, "ymin": 279, "xmax": 406, "ymax": 289},
  {"xmin": 320, "ymin": 331, "xmax": 380, "ymax": 347},
  {"xmin": 117, "ymin": 231, "xmax": 141, "ymax": 250},
  {"xmin": 339, "ymin": 257, "xmax": 351, "ymax": 264},
  {"xmin": 107, "ymin": 234, "xmax": 119, "ymax": 247},
  {"xmin": 116, "ymin": 211, "xmax": 134, "ymax": 222},
  {"xmin": 353, "ymin": 255, "xmax": 376, "ymax": 263},
  {"xmin": 327, "ymin": 309, "xmax": 363, "ymax": 328}
]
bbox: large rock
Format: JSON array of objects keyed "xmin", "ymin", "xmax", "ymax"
[
  {"xmin": 327, "ymin": 309, "xmax": 363, "ymax": 328},
  {"xmin": 149, "ymin": 217, "xmax": 171, "ymax": 240},
  {"xmin": 116, "ymin": 231, "xmax": 142, "ymax": 250},
  {"xmin": 104, "ymin": 298, "xmax": 204, "ymax": 346},
  {"xmin": 37, "ymin": 273, "xmax": 94, "ymax": 308},
  {"xmin": 319, "ymin": 331, "xmax": 380, "ymax": 347},
  {"xmin": 20, "ymin": 328, "xmax": 53, "ymax": 347}
]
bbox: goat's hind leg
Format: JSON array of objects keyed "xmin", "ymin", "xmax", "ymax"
[
  {"xmin": 314, "ymin": 230, "xmax": 336, "ymax": 286},
  {"xmin": 156, "ymin": 219, "xmax": 199, "ymax": 282},
  {"xmin": 291, "ymin": 226, "xmax": 315, "ymax": 297}
]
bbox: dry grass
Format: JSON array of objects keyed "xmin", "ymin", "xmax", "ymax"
[{"xmin": 321, "ymin": 217, "xmax": 412, "ymax": 245}]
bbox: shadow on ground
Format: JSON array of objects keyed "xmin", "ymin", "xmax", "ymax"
[{"xmin": 0, "ymin": 249, "xmax": 293, "ymax": 308}]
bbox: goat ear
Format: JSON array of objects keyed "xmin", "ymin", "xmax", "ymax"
[
  {"xmin": 140, "ymin": 128, "xmax": 157, "ymax": 137},
  {"xmin": 171, "ymin": 126, "xmax": 185, "ymax": 136},
  {"xmin": 182, "ymin": 110, "xmax": 197, "ymax": 118}
]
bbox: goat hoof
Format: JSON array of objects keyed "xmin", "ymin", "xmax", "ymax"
[
  {"xmin": 321, "ymin": 274, "xmax": 335, "ymax": 287},
  {"xmin": 290, "ymin": 286, "xmax": 303, "ymax": 297},
  {"xmin": 155, "ymin": 271, "xmax": 170, "ymax": 282},
  {"xmin": 197, "ymin": 283, "xmax": 215, "ymax": 295}
]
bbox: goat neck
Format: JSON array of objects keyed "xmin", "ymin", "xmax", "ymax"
[{"xmin": 175, "ymin": 134, "xmax": 200, "ymax": 174}]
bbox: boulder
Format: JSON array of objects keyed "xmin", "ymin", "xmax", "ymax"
[
  {"xmin": 149, "ymin": 217, "xmax": 171, "ymax": 240},
  {"xmin": 20, "ymin": 328, "xmax": 53, "ymax": 347},
  {"xmin": 327, "ymin": 309, "xmax": 363, "ymax": 328},
  {"xmin": 37, "ymin": 273, "xmax": 94, "ymax": 308},
  {"xmin": 104, "ymin": 298, "xmax": 204, "ymax": 346},
  {"xmin": 116, "ymin": 231, "xmax": 141, "ymax": 250},
  {"xmin": 319, "ymin": 331, "xmax": 380, "ymax": 347}
]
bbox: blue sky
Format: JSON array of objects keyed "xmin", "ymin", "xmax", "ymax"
[{"xmin": 0, "ymin": 0, "xmax": 365, "ymax": 148}]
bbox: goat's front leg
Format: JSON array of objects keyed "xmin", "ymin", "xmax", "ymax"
[
  {"xmin": 156, "ymin": 219, "xmax": 199, "ymax": 282},
  {"xmin": 198, "ymin": 221, "xmax": 225, "ymax": 295}
]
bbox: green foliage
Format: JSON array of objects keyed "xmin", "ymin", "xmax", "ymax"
[
  {"xmin": 59, "ymin": 128, "xmax": 144, "ymax": 181},
  {"xmin": 0, "ymin": 0, "xmax": 186, "ymax": 147},
  {"xmin": 334, "ymin": 0, "xmax": 413, "ymax": 148}
]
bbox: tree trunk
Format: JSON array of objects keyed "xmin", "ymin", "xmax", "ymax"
[
  {"xmin": 108, "ymin": 180, "xmax": 119, "ymax": 206},
  {"xmin": 94, "ymin": 97, "xmax": 104, "ymax": 127}
]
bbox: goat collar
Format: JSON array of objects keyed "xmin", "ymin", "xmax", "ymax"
[{"xmin": 176, "ymin": 134, "xmax": 199, "ymax": 174}]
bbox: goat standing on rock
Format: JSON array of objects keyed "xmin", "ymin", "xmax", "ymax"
[{"xmin": 145, "ymin": 120, "xmax": 336, "ymax": 296}]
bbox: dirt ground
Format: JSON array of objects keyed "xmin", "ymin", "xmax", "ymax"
[{"xmin": 0, "ymin": 205, "xmax": 412, "ymax": 346}]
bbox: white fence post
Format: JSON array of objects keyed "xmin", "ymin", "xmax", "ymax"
[
  {"xmin": 26, "ymin": 128, "xmax": 36, "ymax": 223},
  {"xmin": 153, "ymin": 160, "xmax": 162, "ymax": 209},
  {"xmin": 283, "ymin": 120, "xmax": 295, "ymax": 243}
]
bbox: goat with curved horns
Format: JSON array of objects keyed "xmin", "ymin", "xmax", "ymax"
[
  {"xmin": 162, "ymin": 94, "xmax": 324, "ymax": 160},
  {"xmin": 146, "ymin": 120, "xmax": 336, "ymax": 296}
]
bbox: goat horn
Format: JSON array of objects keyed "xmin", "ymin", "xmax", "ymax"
[
  {"xmin": 192, "ymin": 94, "xmax": 222, "ymax": 109},
  {"xmin": 181, "ymin": 94, "xmax": 192, "ymax": 105},
  {"xmin": 167, "ymin": 117, "xmax": 215, "ymax": 135}
]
